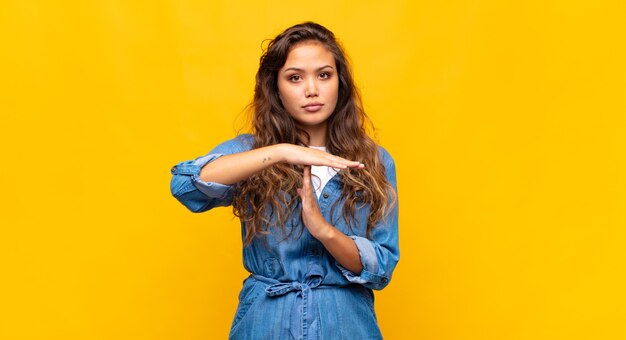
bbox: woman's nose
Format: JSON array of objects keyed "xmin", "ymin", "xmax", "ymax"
[{"xmin": 305, "ymin": 79, "xmax": 318, "ymax": 97}]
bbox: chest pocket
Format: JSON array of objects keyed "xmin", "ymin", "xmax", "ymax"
[
  {"xmin": 329, "ymin": 195, "xmax": 370, "ymax": 237},
  {"xmin": 264, "ymin": 257, "xmax": 285, "ymax": 278}
]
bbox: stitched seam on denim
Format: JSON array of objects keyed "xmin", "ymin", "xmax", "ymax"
[
  {"xmin": 229, "ymin": 283, "xmax": 262, "ymax": 336},
  {"xmin": 177, "ymin": 180, "xmax": 196, "ymax": 197}
]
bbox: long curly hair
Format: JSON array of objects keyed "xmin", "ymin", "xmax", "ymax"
[{"xmin": 233, "ymin": 22, "xmax": 396, "ymax": 246}]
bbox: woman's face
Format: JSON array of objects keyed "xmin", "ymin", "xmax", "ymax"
[{"xmin": 277, "ymin": 41, "xmax": 339, "ymax": 134}]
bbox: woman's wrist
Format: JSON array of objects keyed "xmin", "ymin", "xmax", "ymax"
[
  {"xmin": 313, "ymin": 222, "xmax": 336, "ymax": 242},
  {"xmin": 272, "ymin": 143, "xmax": 297, "ymax": 165},
  {"xmin": 257, "ymin": 143, "xmax": 284, "ymax": 166}
]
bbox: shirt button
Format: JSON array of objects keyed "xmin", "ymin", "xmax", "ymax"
[
  {"xmin": 170, "ymin": 166, "xmax": 178, "ymax": 173},
  {"xmin": 381, "ymin": 277, "xmax": 388, "ymax": 283},
  {"xmin": 323, "ymin": 193, "xmax": 329, "ymax": 199},
  {"xmin": 311, "ymin": 249, "xmax": 320, "ymax": 256}
]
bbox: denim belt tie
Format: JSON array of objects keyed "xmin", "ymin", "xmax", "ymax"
[{"xmin": 252, "ymin": 274, "xmax": 325, "ymax": 339}]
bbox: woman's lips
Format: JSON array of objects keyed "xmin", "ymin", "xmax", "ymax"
[{"xmin": 303, "ymin": 103, "xmax": 323, "ymax": 112}]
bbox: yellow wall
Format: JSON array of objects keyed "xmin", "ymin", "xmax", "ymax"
[{"xmin": 1, "ymin": 1, "xmax": 625, "ymax": 339}]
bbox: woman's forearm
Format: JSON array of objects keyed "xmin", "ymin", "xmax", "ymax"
[
  {"xmin": 317, "ymin": 225, "xmax": 364, "ymax": 274},
  {"xmin": 199, "ymin": 144, "xmax": 283, "ymax": 185}
]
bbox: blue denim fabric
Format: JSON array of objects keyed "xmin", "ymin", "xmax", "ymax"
[{"xmin": 170, "ymin": 134, "xmax": 399, "ymax": 339}]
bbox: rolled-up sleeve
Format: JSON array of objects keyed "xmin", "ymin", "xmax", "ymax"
[
  {"xmin": 335, "ymin": 147, "xmax": 400, "ymax": 290},
  {"xmin": 170, "ymin": 134, "xmax": 253, "ymax": 213}
]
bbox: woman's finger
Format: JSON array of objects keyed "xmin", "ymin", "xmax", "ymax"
[
  {"xmin": 330, "ymin": 160, "xmax": 364, "ymax": 169},
  {"xmin": 302, "ymin": 165, "xmax": 312, "ymax": 193},
  {"xmin": 298, "ymin": 166, "xmax": 310, "ymax": 207},
  {"xmin": 326, "ymin": 155, "xmax": 364, "ymax": 168},
  {"xmin": 285, "ymin": 145, "xmax": 365, "ymax": 168}
]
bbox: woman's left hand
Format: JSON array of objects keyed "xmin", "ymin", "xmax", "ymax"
[
  {"xmin": 297, "ymin": 166, "xmax": 364, "ymax": 273},
  {"xmin": 297, "ymin": 166, "xmax": 332, "ymax": 240}
]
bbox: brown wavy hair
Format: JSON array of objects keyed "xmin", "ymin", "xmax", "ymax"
[{"xmin": 233, "ymin": 22, "xmax": 396, "ymax": 246}]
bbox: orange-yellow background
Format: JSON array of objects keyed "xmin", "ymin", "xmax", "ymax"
[{"xmin": 1, "ymin": 1, "xmax": 625, "ymax": 339}]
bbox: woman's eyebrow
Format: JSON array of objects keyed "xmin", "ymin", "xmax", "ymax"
[{"xmin": 283, "ymin": 65, "xmax": 335, "ymax": 73}]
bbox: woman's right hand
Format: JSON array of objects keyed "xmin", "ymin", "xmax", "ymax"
[{"xmin": 276, "ymin": 143, "xmax": 365, "ymax": 169}]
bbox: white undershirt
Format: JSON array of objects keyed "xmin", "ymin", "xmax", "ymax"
[{"xmin": 308, "ymin": 146, "xmax": 339, "ymax": 199}]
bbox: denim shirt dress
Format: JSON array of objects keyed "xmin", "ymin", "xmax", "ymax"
[{"xmin": 170, "ymin": 134, "xmax": 399, "ymax": 340}]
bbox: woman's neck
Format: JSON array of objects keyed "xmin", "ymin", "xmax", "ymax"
[{"xmin": 302, "ymin": 123, "xmax": 327, "ymax": 147}]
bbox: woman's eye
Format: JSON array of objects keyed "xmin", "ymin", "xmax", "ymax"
[
  {"xmin": 288, "ymin": 75, "xmax": 301, "ymax": 81},
  {"xmin": 319, "ymin": 72, "xmax": 331, "ymax": 79}
]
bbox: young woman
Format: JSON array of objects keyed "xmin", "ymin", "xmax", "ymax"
[{"xmin": 170, "ymin": 22, "xmax": 399, "ymax": 340}]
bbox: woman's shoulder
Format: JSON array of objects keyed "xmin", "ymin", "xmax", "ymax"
[
  {"xmin": 210, "ymin": 133, "xmax": 255, "ymax": 154},
  {"xmin": 375, "ymin": 144, "xmax": 397, "ymax": 184},
  {"xmin": 376, "ymin": 144, "xmax": 395, "ymax": 167}
]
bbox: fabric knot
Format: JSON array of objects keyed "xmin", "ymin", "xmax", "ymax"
[
  {"xmin": 265, "ymin": 281, "xmax": 306, "ymax": 297},
  {"xmin": 251, "ymin": 274, "xmax": 325, "ymax": 339}
]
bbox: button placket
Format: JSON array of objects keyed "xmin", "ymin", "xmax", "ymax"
[{"xmin": 316, "ymin": 178, "xmax": 339, "ymax": 223}]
